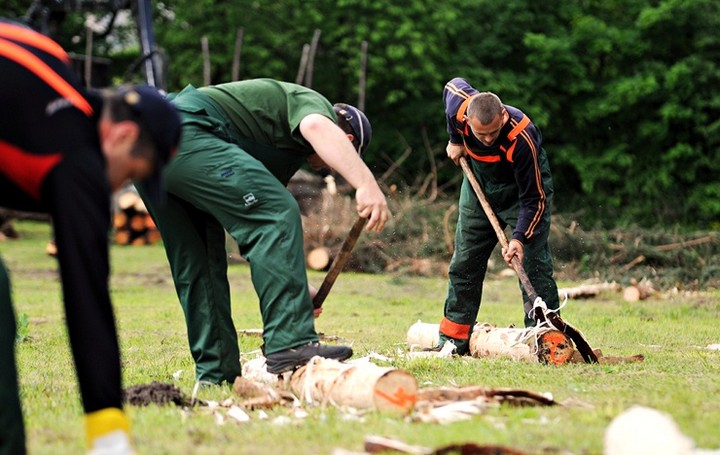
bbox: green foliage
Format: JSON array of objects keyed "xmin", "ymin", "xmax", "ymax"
[{"xmin": 5, "ymin": 0, "xmax": 720, "ymax": 227}]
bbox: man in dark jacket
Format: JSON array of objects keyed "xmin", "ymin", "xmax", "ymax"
[
  {"xmin": 439, "ymin": 77, "xmax": 560, "ymax": 354},
  {"xmin": 0, "ymin": 20, "xmax": 181, "ymax": 454}
]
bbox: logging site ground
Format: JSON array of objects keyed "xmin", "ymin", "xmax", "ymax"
[{"xmin": 4, "ymin": 220, "xmax": 720, "ymax": 455}]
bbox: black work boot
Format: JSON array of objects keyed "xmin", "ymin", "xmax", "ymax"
[{"xmin": 265, "ymin": 342, "xmax": 353, "ymax": 374}]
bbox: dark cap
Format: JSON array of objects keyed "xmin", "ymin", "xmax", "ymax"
[
  {"xmin": 333, "ymin": 103, "xmax": 372, "ymax": 155},
  {"xmin": 119, "ymin": 85, "xmax": 181, "ymax": 205}
]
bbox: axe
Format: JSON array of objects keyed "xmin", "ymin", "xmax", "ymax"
[
  {"xmin": 459, "ymin": 156, "xmax": 598, "ymax": 363},
  {"xmin": 312, "ymin": 216, "xmax": 367, "ymax": 309}
]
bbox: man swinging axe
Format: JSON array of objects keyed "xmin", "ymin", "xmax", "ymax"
[{"xmin": 437, "ymin": 77, "xmax": 596, "ymax": 363}]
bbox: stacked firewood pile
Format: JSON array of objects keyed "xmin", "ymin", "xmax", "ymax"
[{"xmin": 113, "ymin": 191, "xmax": 162, "ymax": 246}]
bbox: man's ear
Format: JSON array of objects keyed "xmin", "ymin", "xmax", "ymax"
[
  {"xmin": 110, "ymin": 121, "xmax": 140, "ymax": 146},
  {"xmin": 347, "ymin": 133, "xmax": 355, "ymax": 143}
]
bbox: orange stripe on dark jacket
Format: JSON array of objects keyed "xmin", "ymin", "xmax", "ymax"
[
  {"xmin": 0, "ymin": 22, "xmax": 70, "ymax": 63},
  {"xmin": 0, "ymin": 39, "xmax": 93, "ymax": 116},
  {"xmin": 440, "ymin": 317, "xmax": 471, "ymax": 339},
  {"xmin": 518, "ymin": 128, "xmax": 545, "ymax": 239},
  {"xmin": 0, "ymin": 140, "xmax": 62, "ymax": 201},
  {"xmin": 445, "ymin": 82, "xmax": 474, "ymax": 101}
]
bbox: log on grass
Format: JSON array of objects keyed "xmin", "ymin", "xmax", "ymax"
[
  {"xmin": 407, "ymin": 321, "xmax": 575, "ymax": 365},
  {"xmin": 558, "ymin": 282, "xmax": 621, "ymax": 300},
  {"xmin": 622, "ymin": 278, "xmax": 657, "ymax": 302},
  {"xmin": 289, "ymin": 356, "xmax": 418, "ymax": 415},
  {"xmin": 406, "ymin": 320, "xmax": 440, "ymax": 349},
  {"xmin": 470, "ymin": 323, "xmax": 574, "ymax": 365},
  {"xmin": 306, "ymin": 246, "xmax": 331, "ymax": 271}
]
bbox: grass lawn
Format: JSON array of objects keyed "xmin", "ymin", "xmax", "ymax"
[{"xmin": 4, "ymin": 221, "xmax": 720, "ymax": 454}]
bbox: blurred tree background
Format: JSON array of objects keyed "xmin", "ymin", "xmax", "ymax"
[{"xmin": 3, "ymin": 0, "xmax": 720, "ymax": 229}]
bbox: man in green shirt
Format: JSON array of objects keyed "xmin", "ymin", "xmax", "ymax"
[{"xmin": 140, "ymin": 79, "xmax": 390, "ymax": 383}]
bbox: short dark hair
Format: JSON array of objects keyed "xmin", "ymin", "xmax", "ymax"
[
  {"xmin": 102, "ymin": 90, "xmax": 156, "ymax": 161},
  {"xmin": 467, "ymin": 92, "xmax": 504, "ymax": 124}
]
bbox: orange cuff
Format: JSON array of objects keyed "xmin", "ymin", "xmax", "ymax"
[{"xmin": 440, "ymin": 317, "xmax": 471, "ymax": 340}]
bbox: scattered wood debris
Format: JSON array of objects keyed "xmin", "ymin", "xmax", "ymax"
[{"xmin": 361, "ymin": 435, "xmax": 530, "ymax": 454}]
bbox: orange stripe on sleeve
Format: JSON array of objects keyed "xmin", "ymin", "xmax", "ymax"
[
  {"xmin": 455, "ymin": 94, "xmax": 477, "ymax": 123},
  {"xmin": 439, "ymin": 317, "xmax": 471, "ymax": 340},
  {"xmin": 518, "ymin": 129, "xmax": 545, "ymax": 238},
  {"xmin": 507, "ymin": 115, "xmax": 530, "ymax": 141},
  {"xmin": 0, "ymin": 140, "xmax": 63, "ymax": 201},
  {"xmin": 0, "ymin": 23, "xmax": 69, "ymax": 63},
  {"xmin": 0, "ymin": 39, "xmax": 93, "ymax": 116}
]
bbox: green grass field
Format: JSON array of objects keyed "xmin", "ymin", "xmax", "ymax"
[{"xmin": 4, "ymin": 221, "xmax": 720, "ymax": 454}]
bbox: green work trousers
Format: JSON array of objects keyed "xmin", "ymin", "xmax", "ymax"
[
  {"xmin": 440, "ymin": 155, "xmax": 559, "ymax": 354},
  {"xmin": 0, "ymin": 257, "xmax": 26, "ymax": 454},
  {"xmin": 140, "ymin": 99, "xmax": 318, "ymax": 384}
]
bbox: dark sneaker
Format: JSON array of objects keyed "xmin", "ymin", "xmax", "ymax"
[{"xmin": 265, "ymin": 342, "xmax": 353, "ymax": 374}]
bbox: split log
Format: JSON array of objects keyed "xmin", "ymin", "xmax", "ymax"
[{"xmin": 289, "ymin": 356, "xmax": 418, "ymax": 415}]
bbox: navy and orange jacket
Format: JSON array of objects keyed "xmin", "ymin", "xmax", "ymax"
[
  {"xmin": 0, "ymin": 20, "xmax": 123, "ymax": 413},
  {"xmin": 443, "ymin": 77, "xmax": 550, "ymax": 244}
]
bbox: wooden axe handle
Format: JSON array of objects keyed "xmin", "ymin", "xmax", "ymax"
[
  {"xmin": 312, "ymin": 216, "xmax": 367, "ymax": 309},
  {"xmin": 459, "ymin": 157, "xmax": 598, "ymax": 363}
]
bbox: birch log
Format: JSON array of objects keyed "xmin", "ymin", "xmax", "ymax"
[
  {"xmin": 289, "ymin": 356, "xmax": 418, "ymax": 415},
  {"xmin": 406, "ymin": 320, "xmax": 440, "ymax": 349},
  {"xmin": 407, "ymin": 322, "xmax": 575, "ymax": 365},
  {"xmin": 470, "ymin": 324, "xmax": 574, "ymax": 365}
]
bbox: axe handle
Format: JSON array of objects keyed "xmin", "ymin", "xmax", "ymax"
[
  {"xmin": 312, "ymin": 216, "xmax": 367, "ymax": 309},
  {"xmin": 459, "ymin": 157, "xmax": 598, "ymax": 363}
]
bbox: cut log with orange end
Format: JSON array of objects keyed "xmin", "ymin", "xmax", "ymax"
[
  {"xmin": 537, "ymin": 330, "xmax": 575, "ymax": 365},
  {"xmin": 113, "ymin": 211, "xmax": 128, "ymax": 229},
  {"xmin": 129, "ymin": 214, "xmax": 146, "ymax": 232},
  {"xmin": 145, "ymin": 229, "xmax": 162, "ymax": 244},
  {"xmin": 289, "ymin": 356, "xmax": 418, "ymax": 415},
  {"xmin": 114, "ymin": 230, "xmax": 131, "ymax": 245},
  {"xmin": 130, "ymin": 236, "xmax": 146, "ymax": 246},
  {"xmin": 144, "ymin": 214, "xmax": 156, "ymax": 229}
]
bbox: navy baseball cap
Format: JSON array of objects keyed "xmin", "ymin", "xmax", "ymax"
[
  {"xmin": 119, "ymin": 85, "xmax": 181, "ymax": 205},
  {"xmin": 333, "ymin": 103, "xmax": 372, "ymax": 155}
]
